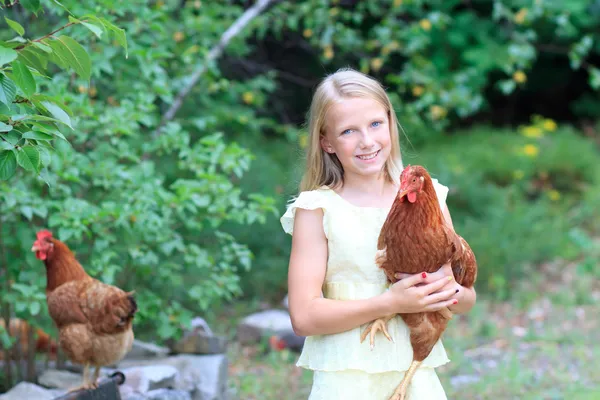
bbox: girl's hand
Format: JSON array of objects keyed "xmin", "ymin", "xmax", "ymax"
[
  {"xmin": 383, "ymin": 271, "xmax": 458, "ymax": 314},
  {"xmin": 394, "ymin": 263, "xmax": 464, "ymax": 304}
]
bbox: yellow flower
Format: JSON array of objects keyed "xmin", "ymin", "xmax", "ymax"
[
  {"xmin": 238, "ymin": 115, "xmax": 249, "ymax": 124},
  {"xmin": 523, "ymin": 144, "xmax": 539, "ymax": 157},
  {"xmin": 88, "ymin": 86, "xmax": 97, "ymax": 97},
  {"xmin": 521, "ymin": 126, "xmax": 543, "ymax": 138},
  {"xmin": 412, "ymin": 86, "xmax": 424, "ymax": 97},
  {"xmin": 430, "ymin": 105, "xmax": 447, "ymax": 120},
  {"xmin": 323, "ymin": 45, "xmax": 334, "ymax": 60},
  {"xmin": 513, "ymin": 170, "xmax": 525, "ymax": 180},
  {"xmin": 548, "ymin": 189, "xmax": 560, "ymax": 201},
  {"xmin": 299, "ymin": 134, "xmax": 308, "ymax": 149},
  {"xmin": 242, "ymin": 92, "xmax": 254, "ymax": 105},
  {"xmin": 513, "ymin": 71, "xmax": 527, "ymax": 83},
  {"xmin": 173, "ymin": 32, "xmax": 185, "ymax": 42},
  {"xmin": 370, "ymin": 58, "xmax": 384, "ymax": 72},
  {"xmin": 420, "ymin": 19, "xmax": 432, "ymax": 31},
  {"xmin": 194, "ymin": 0, "xmax": 201, "ymax": 9},
  {"xmin": 388, "ymin": 40, "xmax": 400, "ymax": 50},
  {"xmin": 329, "ymin": 7, "xmax": 339, "ymax": 17},
  {"xmin": 394, "ymin": 0, "xmax": 402, "ymax": 6},
  {"xmin": 303, "ymin": 28, "xmax": 313, "ymax": 38},
  {"xmin": 514, "ymin": 8, "xmax": 528, "ymax": 24},
  {"xmin": 542, "ymin": 119, "xmax": 557, "ymax": 131}
]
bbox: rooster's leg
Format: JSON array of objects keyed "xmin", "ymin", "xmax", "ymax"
[
  {"xmin": 67, "ymin": 363, "xmax": 92, "ymax": 393},
  {"xmin": 360, "ymin": 314, "xmax": 395, "ymax": 350},
  {"xmin": 388, "ymin": 360, "xmax": 422, "ymax": 400}
]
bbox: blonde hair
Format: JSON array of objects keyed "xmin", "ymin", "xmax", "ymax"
[{"xmin": 299, "ymin": 68, "xmax": 404, "ymax": 192}]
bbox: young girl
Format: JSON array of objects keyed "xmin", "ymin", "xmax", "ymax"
[{"xmin": 280, "ymin": 68, "xmax": 477, "ymax": 400}]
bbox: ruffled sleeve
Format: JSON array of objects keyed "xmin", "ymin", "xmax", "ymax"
[
  {"xmin": 280, "ymin": 189, "xmax": 331, "ymax": 238},
  {"xmin": 432, "ymin": 178, "xmax": 449, "ymax": 208}
]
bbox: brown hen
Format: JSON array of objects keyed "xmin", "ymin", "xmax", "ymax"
[
  {"xmin": 362, "ymin": 165, "xmax": 477, "ymax": 400},
  {"xmin": 31, "ymin": 230, "xmax": 137, "ymax": 392}
]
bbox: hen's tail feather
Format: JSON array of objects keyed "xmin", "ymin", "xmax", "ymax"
[{"xmin": 126, "ymin": 293, "xmax": 138, "ymax": 319}]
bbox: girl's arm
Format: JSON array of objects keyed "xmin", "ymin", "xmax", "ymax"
[{"xmin": 288, "ymin": 207, "xmax": 457, "ymax": 337}]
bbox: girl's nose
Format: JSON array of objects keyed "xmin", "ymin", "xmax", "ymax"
[{"xmin": 360, "ymin": 131, "xmax": 375, "ymax": 148}]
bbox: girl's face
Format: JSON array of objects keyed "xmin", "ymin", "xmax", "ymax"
[{"xmin": 321, "ymin": 96, "xmax": 392, "ymax": 180}]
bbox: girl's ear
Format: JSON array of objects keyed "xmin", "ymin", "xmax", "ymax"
[{"xmin": 320, "ymin": 136, "xmax": 334, "ymax": 154}]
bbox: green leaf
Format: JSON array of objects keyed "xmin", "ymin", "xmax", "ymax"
[
  {"xmin": 99, "ymin": 18, "xmax": 128, "ymax": 57},
  {"xmin": 0, "ymin": 74, "xmax": 17, "ymax": 105},
  {"xmin": 32, "ymin": 42, "xmax": 52, "ymax": 53},
  {"xmin": 0, "ymin": 150, "xmax": 17, "ymax": 180},
  {"xmin": 16, "ymin": 145, "xmax": 40, "ymax": 172},
  {"xmin": 12, "ymin": 61, "xmax": 36, "ymax": 97},
  {"xmin": 21, "ymin": 205, "xmax": 33, "ymax": 220},
  {"xmin": 4, "ymin": 18, "xmax": 25, "ymax": 36},
  {"xmin": 0, "ymin": 46, "xmax": 18, "ymax": 66},
  {"xmin": 590, "ymin": 67, "xmax": 600, "ymax": 90},
  {"xmin": 23, "ymin": 131, "xmax": 53, "ymax": 141},
  {"xmin": 0, "ymin": 122, "xmax": 12, "ymax": 132},
  {"xmin": 20, "ymin": 0, "xmax": 42, "ymax": 15},
  {"xmin": 38, "ymin": 145, "xmax": 52, "ymax": 166},
  {"xmin": 47, "ymin": 36, "xmax": 91, "ymax": 80},
  {"xmin": 29, "ymin": 302, "xmax": 40, "ymax": 316},
  {"xmin": 81, "ymin": 22, "xmax": 104, "ymax": 38},
  {"xmin": 40, "ymin": 101, "xmax": 73, "ymax": 129},
  {"xmin": 3, "ymin": 130, "xmax": 20, "ymax": 145},
  {"xmin": 17, "ymin": 48, "xmax": 47, "ymax": 75},
  {"xmin": 0, "ymin": 140, "xmax": 13, "ymax": 150}
]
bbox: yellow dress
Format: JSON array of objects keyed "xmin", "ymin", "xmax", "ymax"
[{"xmin": 280, "ymin": 181, "xmax": 451, "ymax": 400}]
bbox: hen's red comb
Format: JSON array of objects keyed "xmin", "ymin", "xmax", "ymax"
[
  {"xmin": 36, "ymin": 230, "xmax": 53, "ymax": 240},
  {"xmin": 400, "ymin": 165, "xmax": 411, "ymax": 184}
]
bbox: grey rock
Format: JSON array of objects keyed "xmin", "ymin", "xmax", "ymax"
[
  {"xmin": 171, "ymin": 331, "xmax": 227, "ymax": 355},
  {"xmin": 121, "ymin": 365, "xmax": 178, "ymax": 394},
  {"xmin": 126, "ymin": 340, "xmax": 171, "ymax": 360},
  {"xmin": 146, "ymin": 389, "xmax": 192, "ymax": 400},
  {"xmin": 236, "ymin": 309, "xmax": 293, "ymax": 344},
  {"xmin": 0, "ymin": 382, "xmax": 54, "ymax": 400},
  {"xmin": 190, "ymin": 317, "xmax": 213, "ymax": 336},
  {"xmin": 117, "ymin": 354, "xmax": 228, "ymax": 399},
  {"xmin": 281, "ymin": 295, "xmax": 289, "ymax": 309},
  {"xmin": 38, "ymin": 369, "xmax": 82, "ymax": 389}
]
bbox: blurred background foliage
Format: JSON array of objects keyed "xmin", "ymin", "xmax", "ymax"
[{"xmin": 1, "ymin": 0, "xmax": 600, "ymax": 355}]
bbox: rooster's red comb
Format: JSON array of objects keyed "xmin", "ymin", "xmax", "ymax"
[{"xmin": 36, "ymin": 230, "xmax": 53, "ymax": 240}]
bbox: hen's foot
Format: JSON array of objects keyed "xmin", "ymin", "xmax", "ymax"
[
  {"xmin": 360, "ymin": 314, "xmax": 395, "ymax": 350},
  {"xmin": 66, "ymin": 364, "xmax": 98, "ymax": 393},
  {"xmin": 388, "ymin": 360, "xmax": 422, "ymax": 400},
  {"xmin": 66, "ymin": 381, "xmax": 98, "ymax": 393}
]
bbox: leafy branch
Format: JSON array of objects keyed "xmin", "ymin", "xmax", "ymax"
[{"xmin": 151, "ymin": 0, "xmax": 276, "ymax": 139}]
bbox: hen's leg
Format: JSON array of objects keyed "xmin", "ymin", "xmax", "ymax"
[
  {"xmin": 360, "ymin": 314, "xmax": 395, "ymax": 350},
  {"xmin": 388, "ymin": 360, "xmax": 422, "ymax": 400},
  {"xmin": 67, "ymin": 363, "xmax": 91, "ymax": 393},
  {"xmin": 90, "ymin": 365, "xmax": 101, "ymax": 389}
]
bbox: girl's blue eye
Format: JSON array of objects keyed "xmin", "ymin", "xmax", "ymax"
[
  {"xmin": 341, "ymin": 129, "xmax": 352, "ymax": 135},
  {"xmin": 371, "ymin": 121, "xmax": 381, "ymax": 128}
]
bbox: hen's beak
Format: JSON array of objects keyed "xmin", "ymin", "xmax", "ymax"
[
  {"xmin": 31, "ymin": 244, "xmax": 40, "ymax": 252},
  {"xmin": 397, "ymin": 189, "xmax": 408, "ymax": 199}
]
